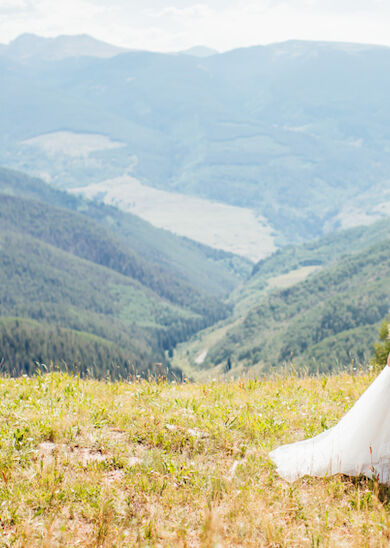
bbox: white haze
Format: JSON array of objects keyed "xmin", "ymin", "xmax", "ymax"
[{"xmin": 1, "ymin": 0, "xmax": 390, "ymax": 52}]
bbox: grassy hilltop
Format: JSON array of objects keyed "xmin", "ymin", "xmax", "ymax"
[{"xmin": 1, "ymin": 370, "xmax": 390, "ymax": 546}]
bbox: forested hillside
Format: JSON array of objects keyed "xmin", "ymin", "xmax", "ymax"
[
  {"xmin": 2, "ymin": 166, "xmax": 390, "ymax": 377},
  {"xmin": 0, "ymin": 167, "xmax": 251, "ymax": 295},
  {"xmin": 0, "ymin": 228, "xmax": 203, "ymax": 376},
  {"xmin": 176, "ymin": 221, "xmax": 390, "ymax": 376},
  {"xmin": 0, "ymin": 194, "xmax": 226, "ymax": 318},
  {"xmin": 0, "ymin": 318, "xmax": 181, "ymax": 379},
  {"xmin": 232, "ymin": 216, "xmax": 390, "ymax": 312},
  {"xmin": 205, "ymin": 240, "xmax": 390, "ymax": 373},
  {"xmin": 0, "ymin": 168, "xmax": 252, "ymax": 377}
]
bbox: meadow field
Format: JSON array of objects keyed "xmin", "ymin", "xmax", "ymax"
[
  {"xmin": 73, "ymin": 175, "xmax": 276, "ymax": 262},
  {"xmin": 1, "ymin": 369, "xmax": 389, "ymax": 546}
]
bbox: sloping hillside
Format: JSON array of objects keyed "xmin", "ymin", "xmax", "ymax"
[
  {"xmin": 175, "ymin": 221, "xmax": 390, "ymax": 376},
  {"xmin": 0, "ymin": 193, "xmax": 226, "ymax": 319},
  {"xmin": 232, "ymin": 216, "xmax": 390, "ymax": 313},
  {"xmin": 204, "ymin": 240, "xmax": 390, "ymax": 373},
  {"xmin": 0, "ymin": 226, "xmax": 205, "ymax": 376},
  {"xmin": 0, "ymin": 167, "xmax": 251, "ymax": 296},
  {"xmin": 0, "ymin": 168, "xmax": 253, "ymax": 376}
]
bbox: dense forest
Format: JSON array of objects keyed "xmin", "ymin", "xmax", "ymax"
[
  {"xmin": 176, "ymin": 220, "xmax": 390, "ymax": 376},
  {"xmin": 232, "ymin": 216, "xmax": 390, "ymax": 313},
  {"xmin": 0, "ymin": 318, "xmax": 182, "ymax": 379},
  {"xmin": 0, "ymin": 168, "xmax": 251, "ymax": 377},
  {"xmin": 0, "ymin": 193, "xmax": 227, "ymax": 319},
  {"xmin": 202, "ymin": 239, "xmax": 390, "ymax": 373}
]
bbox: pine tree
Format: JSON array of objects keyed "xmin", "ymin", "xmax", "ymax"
[{"xmin": 374, "ymin": 315, "xmax": 390, "ymax": 367}]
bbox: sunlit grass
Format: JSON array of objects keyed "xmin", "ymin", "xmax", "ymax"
[{"xmin": 0, "ymin": 370, "xmax": 389, "ymax": 546}]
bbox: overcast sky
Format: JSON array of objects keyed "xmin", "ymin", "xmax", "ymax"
[{"xmin": 1, "ymin": 0, "xmax": 390, "ymax": 52}]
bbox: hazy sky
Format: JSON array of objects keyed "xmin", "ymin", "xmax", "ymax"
[{"xmin": 1, "ymin": 0, "xmax": 390, "ymax": 52}]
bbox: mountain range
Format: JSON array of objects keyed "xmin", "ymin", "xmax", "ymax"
[
  {"xmin": 1, "ymin": 35, "xmax": 390, "ymax": 248},
  {"xmin": 0, "ymin": 34, "xmax": 218, "ymax": 62},
  {"xmin": 0, "ymin": 33, "xmax": 127, "ymax": 61}
]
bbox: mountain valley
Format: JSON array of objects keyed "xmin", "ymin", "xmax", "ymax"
[
  {"xmin": 174, "ymin": 219, "xmax": 390, "ymax": 378},
  {"xmin": 0, "ymin": 167, "xmax": 249, "ymax": 377},
  {"xmin": 1, "ymin": 34, "xmax": 390, "ymax": 378}
]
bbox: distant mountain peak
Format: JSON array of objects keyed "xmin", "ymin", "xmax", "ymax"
[
  {"xmin": 179, "ymin": 46, "xmax": 219, "ymax": 58},
  {"xmin": 3, "ymin": 33, "xmax": 127, "ymax": 61},
  {"xmin": 267, "ymin": 38, "xmax": 390, "ymax": 56}
]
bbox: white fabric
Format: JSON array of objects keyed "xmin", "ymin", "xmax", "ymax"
[{"xmin": 269, "ymin": 366, "xmax": 390, "ymax": 483}]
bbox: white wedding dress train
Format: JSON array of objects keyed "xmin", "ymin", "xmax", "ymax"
[{"xmin": 269, "ymin": 366, "xmax": 390, "ymax": 483}]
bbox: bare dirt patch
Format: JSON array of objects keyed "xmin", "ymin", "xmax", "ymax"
[
  {"xmin": 21, "ymin": 131, "xmax": 125, "ymax": 158},
  {"xmin": 267, "ymin": 265, "xmax": 321, "ymax": 290}
]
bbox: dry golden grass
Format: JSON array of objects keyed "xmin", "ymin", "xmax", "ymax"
[{"xmin": 0, "ymin": 369, "xmax": 389, "ymax": 546}]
